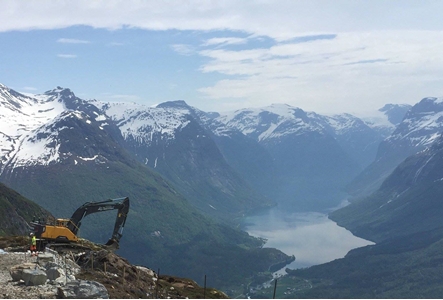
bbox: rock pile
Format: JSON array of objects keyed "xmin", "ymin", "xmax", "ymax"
[
  {"xmin": 0, "ymin": 236, "xmax": 228, "ymax": 299},
  {"xmin": 1, "ymin": 248, "xmax": 109, "ymax": 299}
]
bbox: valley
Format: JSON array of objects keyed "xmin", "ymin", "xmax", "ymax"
[{"xmin": 1, "ymin": 82, "xmax": 443, "ymax": 297}]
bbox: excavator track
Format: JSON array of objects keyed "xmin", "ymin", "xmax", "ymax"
[{"xmin": 46, "ymin": 242, "xmax": 93, "ymax": 254}]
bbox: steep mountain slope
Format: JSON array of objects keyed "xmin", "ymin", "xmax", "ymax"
[
  {"xmin": 331, "ymin": 132, "xmax": 443, "ymax": 243},
  {"xmin": 348, "ymin": 99, "xmax": 442, "ymax": 197},
  {"xmin": 0, "ymin": 182, "xmax": 51, "ymax": 236},
  {"xmin": 268, "ymin": 130, "xmax": 443, "ymax": 298},
  {"xmin": 0, "ymin": 84, "xmax": 291, "ymax": 294},
  {"xmin": 95, "ymin": 100, "xmax": 273, "ymax": 222},
  {"xmin": 362, "ymin": 103, "xmax": 412, "ymax": 137},
  {"xmin": 214, "ymin": 104, "xmax": 373, "ymax": 210},
  {"xmin": 194, "ymin": 111, "xmax": 276, "ymax": 203},
  {"xmin": 316, "ymin": 113, "xmax": 386, "ymax": 169},
  {"xmin": 280, "ymin": 228, "xmax": 443, "ymax": 298}
]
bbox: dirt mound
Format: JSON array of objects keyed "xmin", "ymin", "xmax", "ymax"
[{"xmin": 75, "ymin": 249, "xmax": 227, "ymax": 299}]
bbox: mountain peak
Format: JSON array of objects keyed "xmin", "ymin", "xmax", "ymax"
[
  {"xmin": 378, "ymin": 103, "xmax": 411, "ymax": 126},
  {"xmin": 44, "ymin": 86, "xmax": 76, "ymax": 99},
  {"xmin": 155, "ymin": 100, "xmax": 189, "ymax": 109}
]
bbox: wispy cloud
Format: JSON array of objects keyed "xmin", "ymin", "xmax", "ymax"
[
  {"xmin": 57, "ymin": 38, "xmax": 90, "ymax": 44},
  {"xmin": 57, "ymin": 54, "xmax": 77, "ymax": 58},
  {"xmin": 202, "ymin": 37, "xmax": 249, "ymax": 47},
  {"xmin": 171, "ymin": 44, "xmax": 195, "ymax": 56},
  {"xmin": 197, "ymin": 30, "xmax": 443, "ymax": 114},
  {"xmin": 2, "ymin": 1, "xmax": 442, "ymax": 40},
  {"xmin": 23, "ymin": 86, "xmax": 37, "ymax": 91},
  {"xmin": 344, "ymin": 59, "xmax": 389, "ymax": 66},
  {"xmin": 108, "ymin": 42, "xmax": 124, "ymax": 46}
]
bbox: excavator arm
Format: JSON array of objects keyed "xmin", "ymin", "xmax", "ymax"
[{"xmin": 67, "ymin": 197, "xmax": 130, "ymax": 247}]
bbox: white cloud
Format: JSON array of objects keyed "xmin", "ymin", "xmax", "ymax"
[
  {"xmin": 171, "ymin": 44, "xmax": 195, "ymax": 56},
  {"xmin": 2, "ymin": 1, "xmax": 443, "ymax": 40},
  {"xmin": 57, "ymin": 38, "xmax": 90, "ymax": 44},
  {"xmin": 2, "ymin": 0, "xmax": 443, "ymax": 114},
  {"xmin": 202, "ymin": 37, "xmax": 249, "ymax": 47},
  {"xmin": 57, "ymin": 54, "xmax": 77, "ymax": 58},
  {"xmin": 108, "ymin": 42, "xmax": 124, "ymax": 46},
  {"xmin": 23, "ymin": 86, "xmax": 38, "ymax": 91},
  {"xmin": 197, "ymin": 31, "xmax": 443, "ymax": 114}
]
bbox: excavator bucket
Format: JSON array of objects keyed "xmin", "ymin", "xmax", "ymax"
[{"xmin": 105, "ymin": 238, "xmax": 119, "ymax": 250}]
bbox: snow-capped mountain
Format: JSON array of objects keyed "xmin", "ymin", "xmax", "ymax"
[
  {"xmin": 210, "ymin": 104, "xmax": 385, "ymax": 210},
  {"xmin": 0, "ymin": 84, "xmax": 271, "ymax": 222},
  {"xmin": 348, "ymin": 98, "xmax": 443, "ymax": 197},
  {"xmin": 384, "ymin": 98, "xmax": 443, "ymax": 151},
  {"xmin": 94, "ymin": 99, "xmax": 273, "ymax": 221},
  {"xmin": 361, "ymin": 103, "xmax": 412, "ymax": 137},
  {"xmin": 215, "ymin": 104, "xmax": 388, "ymax": 166},
  {"xmin": 0, "ymin": 82, "xmax": 413, "ymax": 214},
  {"xmin": 0, "ymin": 84, "xmax": 293, "ymax": 288},
  {"xmin": 0, "ymin": 85, "xmax": 121, "ymax": 175}
]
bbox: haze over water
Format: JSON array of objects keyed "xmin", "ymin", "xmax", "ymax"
[{"xmin": 243, "ymin": 206, "xmax": 374, "ymax": 269}]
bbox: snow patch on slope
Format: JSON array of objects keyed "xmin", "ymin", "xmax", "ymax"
[{"xmin": 98, "ymin": 101, "xmax": 191, "ymax": 145}]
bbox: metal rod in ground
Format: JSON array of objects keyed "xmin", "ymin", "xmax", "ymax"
[
  {"xmin": 155, "ymin": 268, "xmax": 160, "ymax": 298},
  {"xmin": 273, "ymin": 279, "xmax": 278, "ymax": 299},
  {"xmin": 64, "ymin": 255, "xmax": 67, "ymax": 286},
  {"xmin": 204, "ymin": 274, "xmax": 207, "ymax": 299},
  {"xmin": 123, "ymin": 266, "xmax": 126, "ymax": 284}
]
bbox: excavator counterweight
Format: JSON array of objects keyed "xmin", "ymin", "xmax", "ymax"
[{"xmin": 31, "ymin": 197, "xmax": 129, "ymax": 251}]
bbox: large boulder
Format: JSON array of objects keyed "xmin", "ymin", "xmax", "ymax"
[
  {"xmin": 46, "ymin": 266, "xmax": 66, "ymax": 281},
  {"xmin": 57, "ymin": 280, "xmax": 109, "ymax": 299},
  {"xmin": 37, "ymin": 252, "xmax": 54, "ymax": 265},
  {"xmin": 22, "ymin": 268, "xmax": 47, "ymax": 286},
  {"xmin": 9, "ymin": 262, "xmax": 40, "ymax": 282},
  {"xmin": 136, "ymin": 266, "xmax": 156, "ymax": 278}
]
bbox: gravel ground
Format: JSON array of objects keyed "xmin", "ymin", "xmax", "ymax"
[{"xmin": 0, "ymin": 252, "xmax": 57, "ymax": 299}]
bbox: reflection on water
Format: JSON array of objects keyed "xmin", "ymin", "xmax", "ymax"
[{"xmin": 243, "ymin": 206, "xmax": 374, "ymax": 270}]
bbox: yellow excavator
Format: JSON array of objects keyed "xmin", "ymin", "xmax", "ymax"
[{"xmin": 30, "ymin": 197, "xmax": 129, "ymax": 250}]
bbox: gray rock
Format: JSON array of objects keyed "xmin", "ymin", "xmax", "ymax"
[
  {"xmin": 22, "ymin": 269, "xmax": 47, "ymax": 286},
  {"xmin": 37, "ymin": 253, "xmax": 54, "ymax": 265},
  {"xmin": 136, "ymin": 265, "xmax": 156, "ymax": 278},
  {"xmin": 67, "ymin": 274, "xmax": 76, "ymax": 281},
  {"xmin": 9, "ymin": 262, "xmax": 39, "ymax": 282},
  {"xmin": 46, "ymin": 267, "xmax": 65, "ymax": 281},
  {"xmin": 57, "ymin": 280, "xmax": 109, "ymax": 299}
]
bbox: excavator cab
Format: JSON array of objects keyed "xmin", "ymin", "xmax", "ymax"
[{"xmin": 31, "ymin": 197, "xmax": 129, "ymax": 250}]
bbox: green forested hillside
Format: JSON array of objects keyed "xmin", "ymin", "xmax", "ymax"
[
  {"xmin": 0, "ymin": 182, "xmax": 52, "ymax": 236},
  {"xmin": 283, "ymin": 229, "xmax": 443, "ymax": 298},
  {"xmin": 0, "ymin": 160, "xmax": 291, "ymax": 293},
  {"xmin": 248, "ymin": 136, "xmax": 443, "ymax": 298},
  {"xmin": 251, "ymin": 228, "xmax": 443, "ymax": 298}
]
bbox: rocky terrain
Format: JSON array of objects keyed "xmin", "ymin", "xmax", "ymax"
[{"xmin": 0, "ymin": 236, "xmax": 227, "ymax": 299}]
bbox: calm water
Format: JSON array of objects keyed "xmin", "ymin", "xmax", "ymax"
[{"xmin": 243, "ymin": 206, "xmax": 374, "ymax": 271}]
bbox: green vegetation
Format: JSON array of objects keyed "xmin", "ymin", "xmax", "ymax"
[
  {"xmin": 0, "ymin": 161, "xmax": 292, "ymax": 295},
  {"xmin": 252, "ymin": 229, "xmax": 443, "ymax": 298},
  {"xmin": 0, "ymin": 182, "xmax": 52, "ymax": 236}
]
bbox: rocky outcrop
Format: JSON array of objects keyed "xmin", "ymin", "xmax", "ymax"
[
  {"xmin": 57, "ymin": 280, "xmax": 109, "ymax": 299},
  {"xmin": 0, "ymin": 236, "xmax": 227, "ymax": 299},
  {"xmin": 21, "ymin": 268, "xmax": 47, "ymax": 286}
]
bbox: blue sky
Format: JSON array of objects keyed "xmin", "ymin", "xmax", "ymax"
[{"xmin": 2, "ymin": 0, "xmax": 443, "ymax": 116}]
